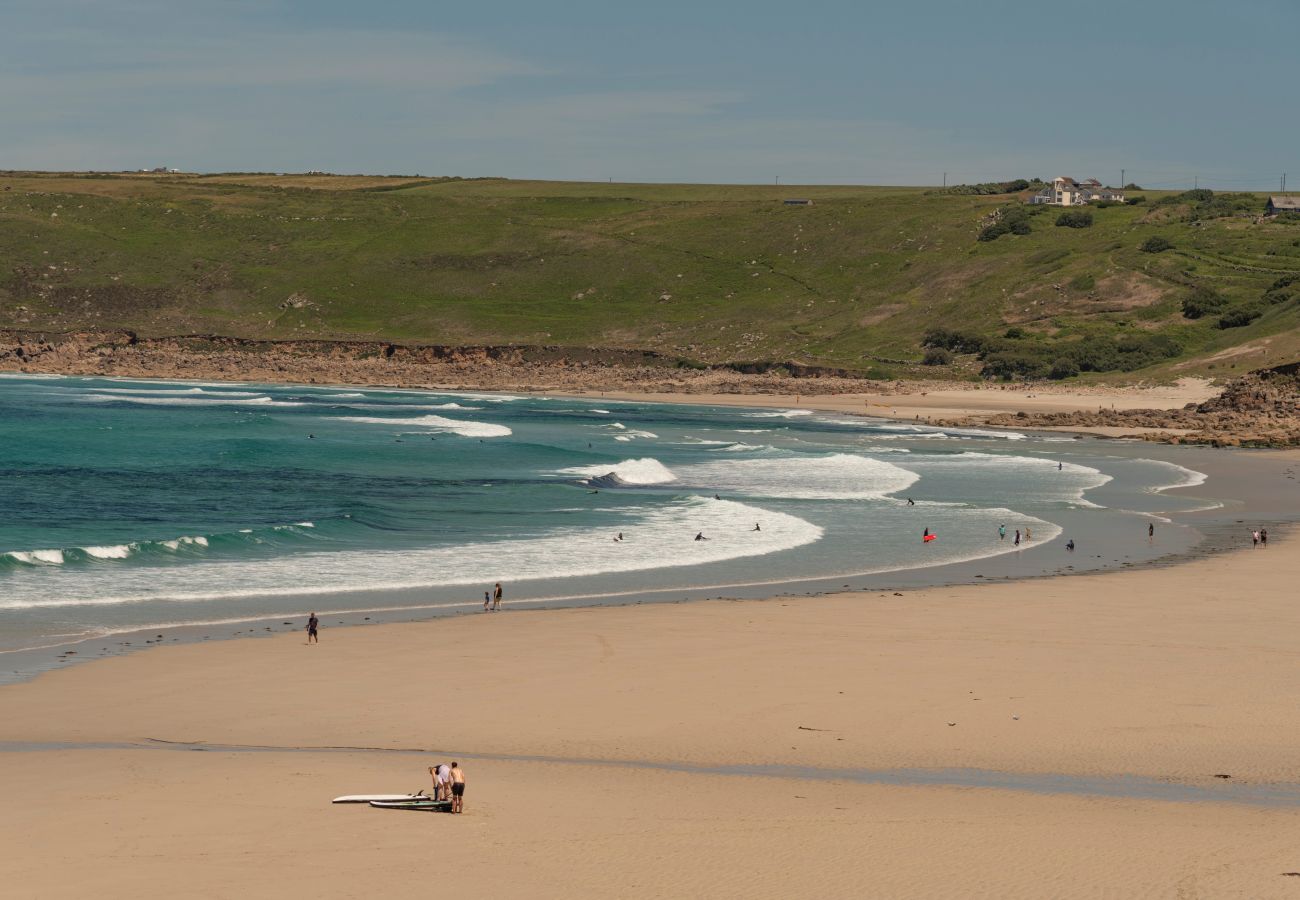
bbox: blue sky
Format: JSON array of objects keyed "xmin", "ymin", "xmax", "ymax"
[{"xmin": 2, "ymin": 0, "xmax": 1296, "ymax": 187}]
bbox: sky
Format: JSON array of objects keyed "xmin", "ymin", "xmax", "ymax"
[{"xmin": 2, "ymin": 0, "xmax": 1297, "ymax": 188}]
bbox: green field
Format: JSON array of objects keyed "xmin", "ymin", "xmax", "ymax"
[{"xmin": 2, "ymin": 172, "xmax": 1298, "ymax": 380}]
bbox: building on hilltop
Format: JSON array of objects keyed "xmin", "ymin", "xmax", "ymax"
[
  {"xmin": 1029, "ymin": 176, "xmax": 1125, "ymax": 206},
  {"xmin": 1266, "ymin": 195, "xmax": 1300, "ymax": 215}
]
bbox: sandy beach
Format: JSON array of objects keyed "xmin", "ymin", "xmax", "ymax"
[{"xmin": 4, "ymin": 460, "xmax": 1300, "ymax": 898}]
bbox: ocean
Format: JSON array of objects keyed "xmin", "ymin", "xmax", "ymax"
[{"xmin": 0, "ymin": 373, "xmax": 1230, "ymax": 670}]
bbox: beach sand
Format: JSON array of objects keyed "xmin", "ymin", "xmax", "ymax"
[
  {"xmin": 544, "ymin": 377, "xmax": 1220, "ymax": 436},
  {"xmin": 4, "ymin": 503, "xmax": 1300, "ymax": 898}
]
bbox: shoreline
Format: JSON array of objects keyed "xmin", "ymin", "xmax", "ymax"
[
  {"xmin": 2, "ymin": 372, "xmax": 1296, "ymax": 686},
  {"xmin": 7, "ymin": 530, "xmax": 1300, "ymax": 897}
]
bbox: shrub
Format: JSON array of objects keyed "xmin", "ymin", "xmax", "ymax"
[
  {"xmin": 1217, "ymin": 305, "xmax": 1263, "ymax": 329},
  {"xmin": 1181, "ymin": 286, "xmax": 1228, "ymax": 319},
  {"xmin": 1124, "ymin": 195, "xmax": 1147, "ymax": 205},
  {"xmin": 1123, "ymin": 183, "xmax": 1143, "ymax": 191},
  {"xmin": 922, "ymin": 347, "xmax": 953, "ymax": 366},
  {"xmin": 981, "ymin": 351, "xmax": 1051, "ymax": 380},
  {"xmin": 1048, "ymin": 357, "xmax": 1080, "ymax": 380},
  {"xmin": 1068, "ymin": 274, "xmax": 1095, "ymax": 292},
  {"xmin": 1263, "ymin": 274, "xmax": 1300, "ymax": 306},
  {"xmin": 1055, "ymin": 210, "xmax": 1093, "ymax": 228},
  {"xmin": 977, "ymin": 205, "xmax": 1033, "ymax": 242},
  {"xmin": 1003, "ymin": 326, "xmax": 1025, "ymax": 339},
  {"xmin": 922, "ymin": 328, "xmax": 987, "ymax": 354},
  {"xmin": 1140, "ymin": 235, "xmax": 1173, "ymax": 253}
]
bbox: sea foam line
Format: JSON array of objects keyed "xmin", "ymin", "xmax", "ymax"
[{"xmin": 0, "ymin": 498, "xmax": 820, "ymax": 610}]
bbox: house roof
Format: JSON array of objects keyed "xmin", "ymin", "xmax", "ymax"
[{"xmin": 1269, "ymin": 195, "xmax": 1300, "ymax": 210}]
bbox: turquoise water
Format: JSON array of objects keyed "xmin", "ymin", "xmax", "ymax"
[{"xmin": 0, "ymin": 373, "xmax": 1221, "ymax": 656}]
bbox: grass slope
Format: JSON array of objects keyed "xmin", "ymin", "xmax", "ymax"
[{"xmin": 1, "ymin": 172, "xmax": 1297, "ymax": 379}]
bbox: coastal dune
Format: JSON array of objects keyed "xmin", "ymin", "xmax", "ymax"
[{"xmin": 4, "ymin": 518, "xmax": 1300, "ymax": 896}]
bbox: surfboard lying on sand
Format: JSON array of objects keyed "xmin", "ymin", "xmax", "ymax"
[
  {"xmin": 332, "ymin": 792, "xmax": 431, "ymax": 804},
  {"xmin": 369, "ymin": 799, "xmax": 453, "ymax": 812}
]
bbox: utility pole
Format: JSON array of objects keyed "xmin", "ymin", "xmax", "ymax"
[
  {"xmin": 943, "ymin": 171, "xmax": 947, "ymax": 187},
  {"xmin": 1194, "ymin": 175, "xmax": 1198, "ymax": 190},
  {"xmin": 775, "ymin": 175, "xmax": 780, "ymax": 186},
  {"xmin": 1121, "ymin": 168, "xmax": 1125, "ymax": 189}
]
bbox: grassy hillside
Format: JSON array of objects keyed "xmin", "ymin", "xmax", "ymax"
[{"xmin": 2, "ymin": 171, "xmax": 1298, "ymax": 380}]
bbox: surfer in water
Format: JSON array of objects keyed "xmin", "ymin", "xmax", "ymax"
[
  {"xmin": 306, "ymin": 613, "xmax": 319, "ymax": 644},
  {"xmin": 695, "ymin": 532, "xmax": 708, "ymax": 541},
  {"xmin": 906, "ymin": 497, "xmax": 915, "ymax": 506},
  {"xmin": 753, "ymin": 523, "xmax": 761, "ymax": 532},
  {"xmin": 1066, "ymin": 539, "xmax": 1075, "ymax": 552},
  {"xmin": 614, "ymin": 533, "xmax": 624, "ymax": 542}
]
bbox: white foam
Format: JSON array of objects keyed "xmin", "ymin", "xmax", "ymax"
[
  {"xmin": 1145, "ymin": 461, "xmax": 1209, "ymax": 493},
  {"xmin": 678, "ymin": 453, "xmax": 919, "ymax": 500},
  {"xmin": 83, "ymin": 394, "xmax": 305, "ymax": 408},
  {"xmin": 0, "ymin": 498, "xmax": 822, "ymax": 610},
  {"xmin": 337, "ymin": 415, "xmax": 512, "ymax": 438},
  {"xmin": 91, "ymin": 387, "xmax": 262, "ymax": 397},
  {"xmin": 560, "ymin": 458, "xmax": 679, "ymax": 485},
  {"xmin": 83, "ymin": 545, "xmax": 133, "ymax": 559},
  {"xmin": 743, "ymin": 409, "xmax": 814, "ymax": 419},
  {"xmin": 5, "ymin": 549, "xmax": 65, "ymax": 565}
]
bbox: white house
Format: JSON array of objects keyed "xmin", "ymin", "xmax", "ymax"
[{"xmin": 1030, "ymin": 177, "xmax": 1125, "ymax": 206}]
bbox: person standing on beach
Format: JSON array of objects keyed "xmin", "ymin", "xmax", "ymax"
[
  {"xmin": 306, "ymin": 613, "xmax": 319, "ymax": 644},
  {"xmin": 1261, "ymin": 528, "xmax": 1269, "ymax": 547},
  {"xmin": 449, "ymin": 761, "xmax": 466, "ymax": 813},
  {"xmin": 1148, "ymin": 522, "xmax": 1154, "ymax": 540},
  {"xmin": 1024, "ymin": 527, "xmax": 1032, "ymax": 542},
  {"xmin": 483, "ymin": 591, "xmax": 490, "ymax": 612},
  {"xmin": 493, "ymin": 583, "xmax": 503, "ymax": 610},
  {"xmin": 1014, "ymin": 529, "xmax": 1021, "ymax": 547},
  {"xmin": 999, "ymin": 524, "xmax": 1006, "ymax": 541},
  {"xmin": 1252, "ymin": 530, "xmax": 1260, "ymax": 548}
]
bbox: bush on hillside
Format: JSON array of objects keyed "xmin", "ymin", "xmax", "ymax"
[
  {"xmin": 922, "ymin": 328, "xmax": 987, "ymax": 354},
  {"xmin": 1217, "ymin": 304, "xmax": 1264, "ymax": 329},
  {"xmin": 1068, "ymin": 273, "xmax": 1095, "ymax": 292},
  {"xmin": 935, "ymin": 178, "xmax": 1037, "ymax": 196},
  {"xmin": 977, "ymin": 205, "xmax": 1034, "ymax": 242},
  {"xmin": 1263, "ymin": 274, "xmax": 1300, "ymax": 306},
  {"xmin": 1055, "ymin": 210, "xmax": 1093, "ymax": 229},
  {"xmin": 1154, "ymin": 189, "xmax": 1259, "ymax": 221},
  {"xmin": 1140, "ymin": 235, "xmax": 1173, "ymax": 253},
  {"xmin": 1004, "ymin": 326, "xmax": 1025, "ymax": 338},
  {"xmin": 1124, "ymin": 183, "xmax": 1143, "ymax": 191},
  {"xmin": 1181, "ymin": 286, "xmax": 1228, "ymax": 319},
  {"xmin": 1049, "ymin": 357, "xmax": 1081, "ymax": 379},
  {"xmin": 922, "ymin": 347, "xmax": 953, "ymax": 366}
]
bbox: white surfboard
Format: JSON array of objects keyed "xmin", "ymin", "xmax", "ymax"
[{"xmin": 332, "ymin": 792, "xmax": 430, "ymax": 804}]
